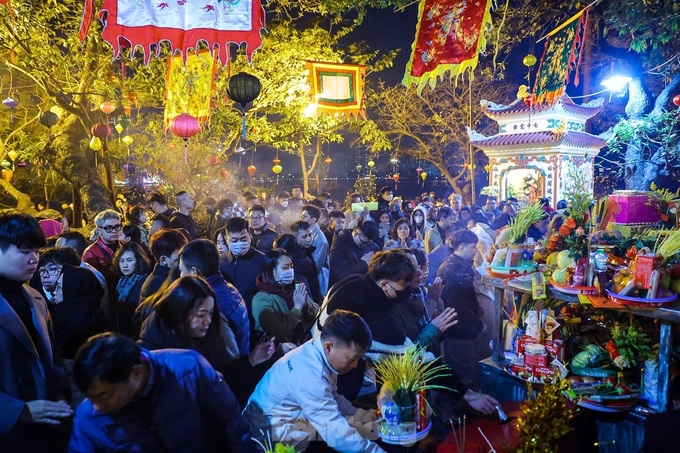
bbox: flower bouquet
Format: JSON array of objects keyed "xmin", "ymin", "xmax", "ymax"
[
  {"xmin": 373, "ymin": 346, "xmax": 451, "ymax": 443},
  {"xmin": 487, "ymin": 201, "xmax": 545, "ymax": 277}
]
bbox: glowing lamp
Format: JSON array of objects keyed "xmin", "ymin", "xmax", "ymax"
[
  {"xmin": 7, "ymin": 150, "xmax": 18, "ymax": 161},
  {"xmin": 89, "ymin": 137, "xmax": 103, "ymax": 151},
  {"xmin": 91, "ymin": 122, "xmax": 111, "ymax": 139},
  {"xmin": 325, "ymin": 157, "xmax": 332, "ymax": 165},
  {"xmin": 122, "ymin": 135, "xmax": 134, "ymax": 146},
  {"xmin": 39, "ymin": 111, "xmax": 59, "ymax": 128},
  {"xmin": 99, "ymin": 102, "xmax": 116, "ymax": 115},
  {"xmin": 367, "ymin": 160, "xmax": 375, "ymax": 168},
  {"xmin": 523, "ymin": 54, "xmax": 537, "ymax": 67},
  {"xmin": 420, "ymin": 172, "xmax": 428, "ymax": 181},
  {"xmin": 673, "ymin": 95, "xmax": 680, "ymax": 107},
  {"xmin": 272, "ymin": 164, "xmax": 283, "ymax": 174},
  {"xmin": 247, "ymin": 165, "xmax": 257, "ymax": 177}
]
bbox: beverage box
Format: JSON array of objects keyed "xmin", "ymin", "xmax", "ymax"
[
  {"xmin": 635, "ymin": 254, "xmax": 663, "ymax": 289},
  {"xmin": 609, "ymin": 190, "xmax": 660, "ymax": 225},
  {"xmin": 533, "ymin": 366, "xmax": 558, "ymax": 383},
  {"xmin": 511, "ymin": 363, "xmax": 534, "ymax": 380}
]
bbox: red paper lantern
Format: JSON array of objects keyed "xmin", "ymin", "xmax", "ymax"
[
  {"xmin": 247, "ymin": 165, "xmax": 256, "ymax": 177},
  {"xmin": 220, "ymin": 169, "xmax": 229, "ymax": 179},
  {"xmin": 91, "ymin": 122, "xmax": 111, "ymax": 139},
  {"xmin": 207, "ymin": 155, "xmax": 220, "ymax": 166},
  {"xmin": 524, "ymin": 94, "xmax": 534, "ymax": 108},
  {"xmin": 170, "ymin": 113, "xmax": 200, "ymax": 165},
  {"xmin": 393, "ymin": 173, "xmax": 400, "ymax": 182},
  {"xmin": 325, "ymin": 157, "xmax": 332, "ymax": 165},
  {"xmin": 673, "ymin": 95, "xmax": 680, "ymax": 107}
]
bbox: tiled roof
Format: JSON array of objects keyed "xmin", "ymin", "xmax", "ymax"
[
  {"xmin": 482, "ymin": 95, "xmax": 605, "ymax": 119},
  {"xmin": 470, "ymin": 130, "xmax": 606, "ymax": 149}
]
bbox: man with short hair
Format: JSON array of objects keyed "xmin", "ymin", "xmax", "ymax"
[
  {"xmin": 455, "ymin": 206, "xmax": 472, "ymax": 230},
  {"xmin": 0, "ymin": 210, "xmax": 73, "ymax": 451},
  {"xmin": 291, "ymin": 185, "xmax": 304, "ymax": 201},
  {"xmin": 220, "ymin": 217, "xmax": 265, "ymax": 310},
  {"xmin": 448, "ymin": 193, "xmax": 463, "ymax": 218},
  {"xmin": 179, "ymin": 239, "xmax": 250, "ymax": 356},
  {"xmin": 148, "ymin": 193, "xmax": 175, "ymax": 219},
  {"xmin": 325, "ymin": 210, "xmax": 346, "ymax": 246},
  {"xmin": 169, "ymin": 191, "xmax": 197, "ymax": 240},
  {"xmin": 271, "ymin": 191, "xmax": 290, "ymax": 215},
  {"xmin": 424, "ymin": 207, "xmax": 456, "ymax": 253},
  {"xmin": 69, "ymin": 332, "xmax": 251, "ymax": 452},
  {"xmin": 329, "ymin": 220, "xmax": 379, "ymax": 287},
  {"xmin": 484, "ymin": 197, "xmax": 502, "ymax": 218},
  {"xmin": 244, "ymin": 310, "xmax": 383, "ymax": 452},
  {"xmin": 83, "ymin": 209, "xmax": 123, "ymax": 299},
  {"xmin": 249, "ymin": 204, "xmax": 277, "ymax": 253},
  {"xmin": 301, "ymin": 204, "xmax": 330, "ymax": 295},
  {"xmin": 427, "ymin": 226, "xmax": 456, "ymax": 285},
  {"xmin": 56, "ymin": 231, "xmax": 108, "ymax": 306},
  {"xmin": 139, "ymin": 229, "xmax": 188, "ymax": 300},
  {"xmin": 289, "ymin": 220, "xmax": 322, "ymax": 303},
  {"xmin": 376, "ymin": 186, "xmax": 404, "ymax": 221}
]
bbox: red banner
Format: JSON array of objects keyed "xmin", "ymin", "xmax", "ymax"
[{"xmin": 403, "ymin": 0, "xmax": 493, "ymax": 94}]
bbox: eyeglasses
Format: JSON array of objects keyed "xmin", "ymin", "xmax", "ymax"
[
  {"xmin": 249, "ymin": 215, "xmax": 265, "ymax": 221},
  {"xmin": 39, "ymin": 267, "xmax": 62, "ymax": 276},
  {"xmin": 100, "ymin": 224, "xmax": 122, "ymax": 233}
]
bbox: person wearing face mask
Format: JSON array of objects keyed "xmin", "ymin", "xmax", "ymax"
[
  {"xmin": 437, "ymin": 229, "xmax": 487, "ymax": 386},
  {"xmin": 252, "ymin": 249, "xmax": 319, "ymax": 344},
  {"xmin": 374, "ymin": 210, "xmax": 392, "ymax": 249},
  {"xmin": 219, "ymin": 217, "xmax": 265, "ymax": 312},
  {"xmin": 329, "ymin": 220, "xmax": 380, "ymax": 287}
]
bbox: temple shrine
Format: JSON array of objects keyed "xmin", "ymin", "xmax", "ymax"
[{"xmin": 468, "ymin": 94, "xmax": 606, "ymax": 206}]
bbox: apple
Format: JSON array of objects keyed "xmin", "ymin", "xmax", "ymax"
[{"xmin": 556, "ymin": 250, "xmax": 575, "ymax": 270}]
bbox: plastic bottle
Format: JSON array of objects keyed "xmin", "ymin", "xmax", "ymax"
[
  {"xmin": 382, "ymin": 401, "xmax": 400, "ymax": 435},
  {"xmin": 594, "ymin": 249, "xmax": 608, "ymax": 293}
]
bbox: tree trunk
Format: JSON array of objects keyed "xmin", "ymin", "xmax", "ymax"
[
  {"xmin": 0, "ymin": 179, "xmax": 37, "ymax": 213},
  {"xmin": 299, "ymin": 142, "xmax": 309, "ymax": 197},
  {"xmin": 44, "ymin": 114, "xmax": 113, "ymax": 220}
]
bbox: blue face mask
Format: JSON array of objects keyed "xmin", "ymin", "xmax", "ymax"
[{"xmin": 275, "ymin": 268, "xmax": 294, "ymax": 285}]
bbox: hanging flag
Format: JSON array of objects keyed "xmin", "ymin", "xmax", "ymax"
[
  {"xmin": 532, "ymin": 14, "xmax": 585, "ymax": 106},
  {"xmin": 403, "ymin": 0, "xmax": 493, "ymax": 94},
  {"xmin": 164, "ymin": 51, "xmax": 216, "ymax": 130},
  {"xmin": 306, "ymin": 62, "xmax": 366, "ymax": 119},
  {"xmin": 79, "ymin": 0, "xmax": 265, "ymax": 64}
]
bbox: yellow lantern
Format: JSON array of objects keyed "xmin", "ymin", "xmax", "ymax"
[
  {"xmin": 420, "ymin": 171, "xmax": 427, "ymax": 181},
  {"xmin": 1, "ymin": 168, "xmax": 13, "ymax": 181},
  {"xmin": 89, "ymin": 136, "xmax": 103, "ymax": 151},
  {"xmin": 122, "ymin": 135, "xmax": 134, "ymax": 146},
  {"xmin": 7, "ymin": 150, "xmax": 18, "ymax": 161},
  {"xmin": 272, "ymin": 164, "xmax": 283, "ymax": 174},
  {"xmin": 367, "ymin": 160, "xmax": 375, "ymax": 168},
  {"xmin": 49, "ymin": 105, "xmax": 65, "ymax": 118},
  {"xmin": 114, "ymin": 123, "xmax": 124, "ymax": 134},
  {"xmin": 523, "ymin": 54, "xmax": 537, "ymax": 67}
]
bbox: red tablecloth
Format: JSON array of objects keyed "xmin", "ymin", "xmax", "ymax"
[{"xmin": 427, "ymin": 402, "xmax": 522, "ymax": 453}]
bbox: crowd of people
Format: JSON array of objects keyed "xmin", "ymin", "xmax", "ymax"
[{"xmin": 0, "ymin": 186, "xmax": 566, "ymax": 452}]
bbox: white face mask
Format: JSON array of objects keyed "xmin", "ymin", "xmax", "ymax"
[
  {"xmin": 276, "ymin": 268, "xmax": 294, "ymax": 285},
  {"xmin": 228, "ymin": 241, "xmax": 250, "ymax": 256},
  {"xmin": 281, "ymin": 201, "xmax": 289, "ymax": 208}
]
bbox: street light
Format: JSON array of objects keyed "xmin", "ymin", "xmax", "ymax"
[{"xmin": 601, "ymin": 61, "xmax": 632, "ymax": 92}]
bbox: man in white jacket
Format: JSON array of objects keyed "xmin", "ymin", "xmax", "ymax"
[{"xmin": 244, "ymin": 310, "xmax": 385, "ymax": 452}]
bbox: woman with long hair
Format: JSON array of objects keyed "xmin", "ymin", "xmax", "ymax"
[
  {"xmin": 213, "ymin": 227, "xmax": 229, "ymax": 256},
  {"xmin": 112, "ymin": 241, "xmax": 151, "ymax": 337},
  {"xmin": 383, "ymin": 218, "xmax": 425, "ymax": 250},
  {"xmin": 252, "ymin": 249, "xmax": 319, "ymax": 344}
]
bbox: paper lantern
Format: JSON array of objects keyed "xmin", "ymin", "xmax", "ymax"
[
  {"xmin": 16, "ymin": 161, "xmax": 27, "ymax": 168},
  {"xmin": 49, "ymin": 105, "xmax": 64, "ymax": 118},
  {"xmin": 247, "ymin": 165, "xmax": 256, "ymax": 177},
  {"xmin": 124, "ymin": 91, "xmax": 138, "ymax": 104},
  {"xmin": 367, "ymin": 160, "xmax": 375, "ymax": 168},
  {"xmin": 114, "ymin": 123, "xmax": 124, "ymax": 134},
  {"xmin": 170, "ymin": 113, "xmax": 200, "ymax": 165},
  {"xmin": 122, "ymin": 135, "xmax": 134, "ymax": 146},
  {"xmin": 1, "ymin": 169, "xmax": 13, "ymax": 181},
  {"xmin": 416, "ymin": 166, "xmax": 423, "ymax": 176},
  {"xmin": 118, "ymin": 115, "xmax": 132, "ymax": 130},
  {"xmin": 325, "ymin": 157, "xmax": 332, "ymax": 165},
  {"xmin": 7, "ymin": 150, "xmax": 18, "ymax": 161},
  {"xmin": 389, "ymin": 157, "xmax": 399, "ymax": 165},
  {"xmin": 89, "ymin": 136, "xmax": 103, "ymax": 151},
  {"xmin": 0, "ymin": 160, "xmax": 11, "ymax": 168},
  {"xmin": 272, "ymin": 164, "xmax": 283, "ymax": 174},
  {"xmin": 355, "ymin": 164, "xmax": 362, "ymax": 172},
  {"xmin": 207, "ymin": 155, "xmax": 220, "ymax": 166},
  {"xmin": 2, "ymin": 97, "xmax": 19, "ymax": 108},
  {"xmin": 420, "ymin": 171, "xmax": 428, "ymax": 181},
  {"xmin": 220, "ymin": 169, "xmax": 229, "ymax": 179},
  {"xmin": 273, "ymin": 158, "xmax": 281, "ymax": 165},
  {"xmin": 39, "ymin": 111, "xmax": 59, "ymax": 128},
  {"xmin": 227, "ymin": 73, "xmax": 262, "ymax": 109},
  {"xmin": 99, "ymin": 101, "xmax": 116, "ymax": 115},
  {"xmin": 523, "ymin": 54, "xmax": 537, "ymax": 67},
  {"xmin": 393, "ymin": 173, "xmax": 400, "ymax": 182},
  {"xmin": 673, "ymin": 95, "xmax": 680, "ymax": 107},
  {"xmin": 91, "ymin": 122, "xmax": 111, "ymax": 139}
]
